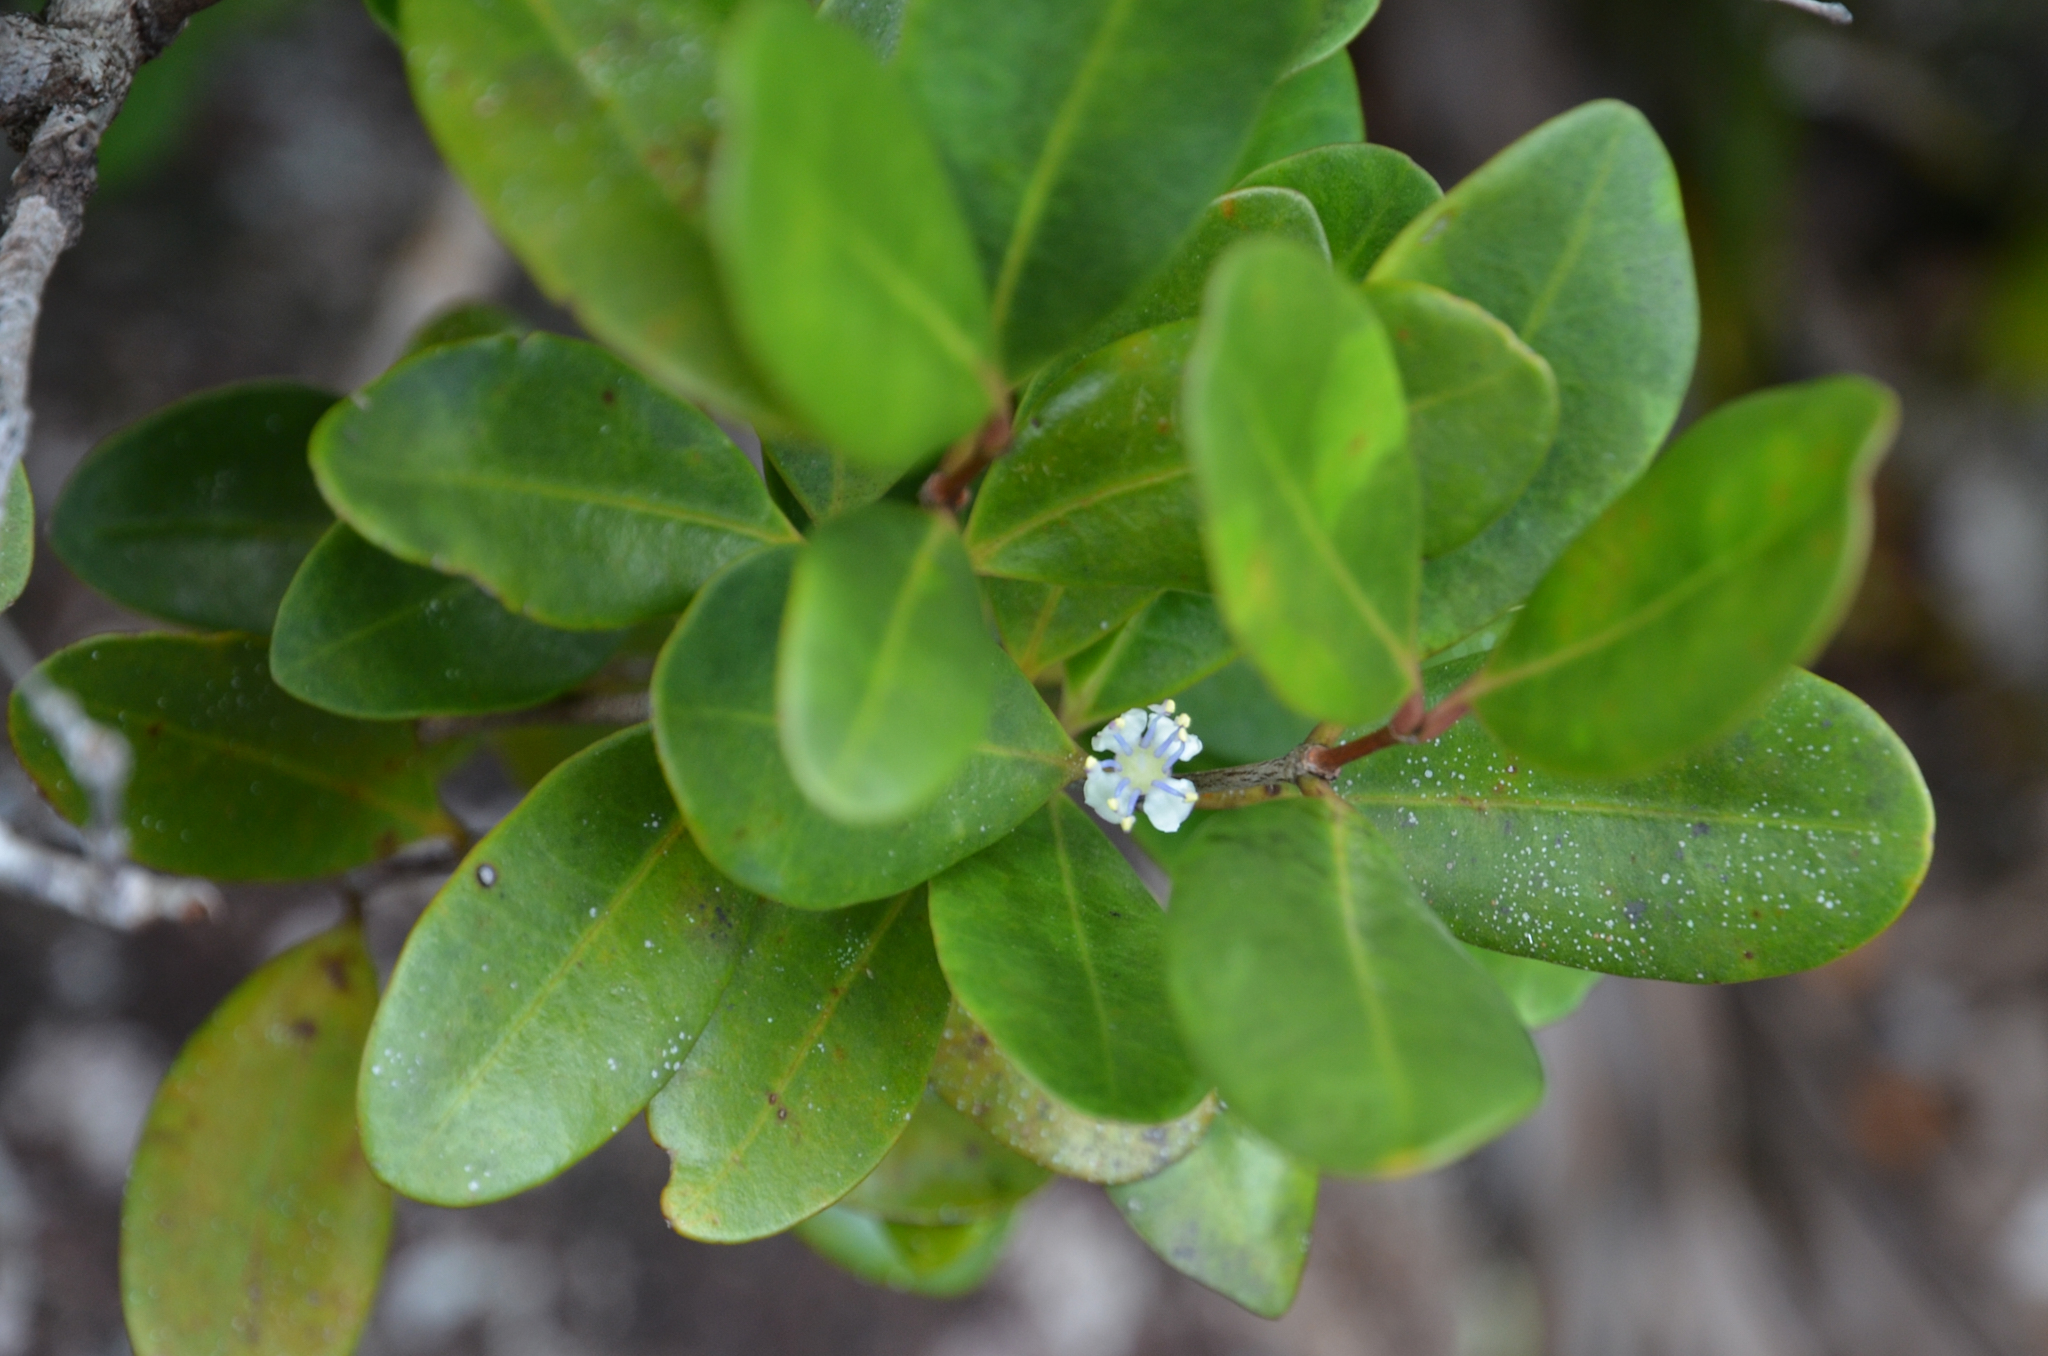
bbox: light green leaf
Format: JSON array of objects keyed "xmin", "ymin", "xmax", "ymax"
[
  {"xmin": 402, "ymin": 0, "xmax": 782, "ymax": 421},
  {"xmin": 778, "ymin": 504, "xmax": 994, "ymax": 823},
  {"xmin": 930, "ymin": 796, "xmax": 1205, "ymax": 1122},
  {"xmin": 0, "ymin": 465, "xmax": 31, "ymax": 613},
  {"xmin": 1185, "ymin": 237, "xmax": 1418, "ymax": 724},
  {"xmin": 653, "ymin": 889, "xmax": 950, "ymax": 1241},
  {"xmin": 713, "ymin": 1, "xmax": 995, "ymax": 470},
  {"xmin": 898, "ymin": 0, "xmax": 1317, "ymax": 373},
  {"xmin": 51, "ymin": 381, "xmax": 335, "ymax": 633},
  {"xmin": 310, "ymin": 333, "xmax": 797, "ymax": 630},
  {"xmin": 1371, "ymin": 100, "xmax": 1699, "ymax": 652},
  {"xmin": 271, "ymin": 525, "xmax": 621, "ymax": 718},
  {"xmin": 796, "ymin": 1205, "xmax": 1016, "ymax": 1297},
  {"xmin": 1472, "ymin": 376, "xmax": 1897, "ymax": 775},
  {"xmin": 1236, "ymin": 143, "xmax": 1441, "ymax": 281},
  {"xmin": 1365, "ymin": 280, "xmax": 1559, "ymax": 558},
  {"xmin": 1166, "ymin": 797, "xmax": 1542, "ymax": 1174},
  {"xmin": 1060, "ymin": 591, "xmax": 1235, "ymax": 731},
  {"xmin": 1340, "ymin": 658, "xmax": 1933, "ymax": 982},
  {"xmin": 983, "ymin": 578, "xmax": 1159, "ymax": 678},
  {"xmin": 840, "ymin": 1089, "xmax": 1051, "ymax": 1225},
  {"xmin": 1107, "ymin": 1112, "xmax": 1316, "ymax": 1319},
  {"xmin": 360, "ymin": 729, "xmax": 756, "ymax": 1204},
  {"xmin": 1228, "ymin": 50, "xmax": 1362, "ymax": 184},
  {"xmin": 653, "ymin": 547, "xmax": 1078, "ymax": 908},
  {"xmin": 10, "ymin": 634, "xmax": 454, "ymax": 880},
  {"xmin": 762, "ymin": 438, "xmax": 896, "ymax": 525},
  {"xmin": 1464, "ymin": 947, "xmax": 1601, "ymax": 1028},
  {"xmin": 817, "ymin": 0, "xmax": 904, "ymax": 57},
  {"xmin": 1290, "ymin": 0, "xmax": 1379, "ymax": 73},
  {"xmin": 122, "ymin": 926, "xmax": 388, "ymax": 1356}
]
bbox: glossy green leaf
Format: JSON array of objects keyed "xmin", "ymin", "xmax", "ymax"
[
  {"xmin": 778, "ymin": 505, "xmax": 994, "ymax": 822},
  {"xmin": 10, "ymin": 634, "xmax": 453, "ymax": 879},
  {"xmin": 1166, "ymin": 797, "xmax": 1542, "ymax": 1174},
  {"xmin": 51, "ymin": 381, "xmax": 335, "ymax": 633},
  {"xmin": 930, "ymin": 1005, "xmax": 1216, "ymax": 1183},
  {"xmin": 122, "ymin": 926, "xmax": 389, "ymax": 1356},
  {"xmin": 1340, "ymin": 660, "xmax": 1933, "ymax": 982},
  {"xmin": 654, "ymin": 547, "xmax": 1078, "ymax": 908},
  {"xmin": 653, "ymin": 889, "xmax": 950, "ymax": 1241},
  {"xmin": 796, "ymin": 1205, "xmax": 1016, "ymax": 1297},
  {"xmin": 1291, "ymin": 0, "xmax": 1379, "ymax": 73},
  {"xmin": 360, "ymin": 729, "xmax": 756, "ymax": 1204},
  {"xmin": 818, "ymin": 0, "xmax": 904, "ymax": 57},
  {"xmin": 1371, "ymin": 101, "xmax": 1699, "ymax": 651},
  {"xmin": 983, "ymin": 578, "xmax": 1158, "ymax": 678},
  {"xmin": 1465, "ymin": 947, "xmax": 1601, "ymax": 1028},
  {"xmin": 310, "ymin": 334, "xmax": 797, "ymax": 629},
  {"xmin": 1236, "ymin": 143, "xmax": 1441, "ymax": 281},
  {"xmin": 898, "ymin": 0, "xmax": 1316, "ymax": 373},
  {"xmin": 1171, "ymin": 659, "xmax": 1315, "ymax": 766},
  {"xmin": 1107, "ymin": 1112, "xmax": 1316, "ymax": 1319},
  {"xmin": 713, "ymin": 1, "xmax": 995, "ymax": 470},
  {"xmin": 1185, "ymin": 237, "xmax": 1419, "ymax": 725},
  {"xmin": 930, "ymin": 796, "xmax": 1204, "ymax": 1122},
  {"xmin": 401, "ymin": 301, "xmax": 529, "ymax": 359},
  {"xmin": 1060, "ymin": 591, "xmax": 1235, "ymax": 730},
  {"xmin": 1365, "ymin": 280, "xmax": 1559, "ymax": 558},
  {"xmin": 0, "ymin": 465, "xmax": 31, "ymax": 613},
  {"xmin": 763, "ymin": 438, "xmax": 896, "ymax": 525},
  {"xmin": 840, "ymin": 1089, "xmax": 1051, "ymax": 1224},
  {"xmin": 402, "ymin": 0, "xmax": 782, "ymax": 421},
  {"xmin": 1228, "ymin": 50, "xmax": 1362, "ymax": 184},
  {"xmin": 1472, "ymin": 376, "xmax": 1898, "ymax": 775},
  {"xmin": 271, "ymin": 525, "xmax": 621, "ymax": 718}
]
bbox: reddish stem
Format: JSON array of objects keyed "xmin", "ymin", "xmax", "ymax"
[{"xmin": 919, "ymin": 406, "xmax": 1014, "ymax": 513}]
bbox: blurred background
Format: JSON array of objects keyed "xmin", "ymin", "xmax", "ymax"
[{"xmin": 3, "ymin": 0, "xmax": 2048, "ymax": 1351}]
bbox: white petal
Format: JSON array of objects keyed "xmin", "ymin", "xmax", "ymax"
[
  {"xmin": 1083, "ymin": 765, "xmax": 1124, "ymax": 823},
  {"xmin": 1142, "ymin": 780, "xmax": 1198, "ymax": 833}
]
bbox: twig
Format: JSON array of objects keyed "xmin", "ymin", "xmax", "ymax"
[
  {"xmin": 1179, "ymin": 683, "xmax": 1475, "ymax": 808},
  {"xmin": 919, "ymin": 406, "xmax": 1014, "ymax": 513},
  {"xmin": 0, "ymin": 819, "xmax": 218, "ymax": 926},
  {"xmin": 1766, "ymin": 0, "xmax": 1853, "ymax": 23},
  {"xmin": 416, "ymin": 690, "xmax": 652, "ymax": 743},
  {"xmin": 0, "ymin": 617, "xmax": 127, "ymax": 860}
]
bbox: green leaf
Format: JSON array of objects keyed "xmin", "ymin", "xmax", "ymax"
[
  {"xmin": 653, "ymin": 546, "xmax": 1078, "ymax": 908},
  {"xmin": 1228, "ymin": 50, "xmax": 1362, "ymax": 184},
  {"xmin": 1464, "ymin": 947, "xmax": 1600, "ymax": 1028},
  {"xmin": 10, "ymin": 634, "xmax": 454, "ymax": 880},
  {"xmin": 778, "ymin": 505, "xmax": 994, "ymax": 823},
  {"xmin": 796, "ymin": 1205, "xmax": 1016, "ymax": 1297},
  {"xmin": 930, "ymin": 796, "xmax": 1205, "ymax": 1122},
  {"xmin": 1168, "ymin": 659, "xmax": 1315, "ymax": 766},
  {"xmin": 359, "ymin": 729, "xmax": 756, "ymax": 1203},
  {"xmin": 929, "ymin": 1004, "xmax": 1217, "ymax": 1183},
  {"xmin": 1236, "ymin": 143, "xmax": 1441, "ymax": 281},
  {"xmin": 0, "ymin": 465, "xmax": 31, "ymax": 613},
  {"xmin": 1185, "ymin": 237, "xmax": 1419, "ymax": 724},
  {"xmin": 1371, "ymin": 101, "xmax": 1699, "ymax": 652},
  {"xmin": 310, "ymin": 334, "xmax": 797, "ymax": 629},
  {"xmin": 1060, "ymin": 591, "xmax": 1235, "ymax": 730},
  {"xmin": 763, "ymin": 438, "xmax": 896, "ymax": 525},
  {"xmin": 1290, "ymin": 0, "xmax": 1379, "ymax": 73},
  {"xmin": 1471, "ymin": 376, "xmax": 1898, "ymax": 775},
  {"xmin": 1365, "ymin": 280, "xmax": 1560, "ymax": 558},
  {"xmin": 402, "ymin": 0, "xmax": 782, "ymax": 421},
  {"xmin": 712, "ymin": 1, "xmax": 995, "ymax": 470},
  {"xmin": 839, "ymin": 1089, "xmax": 1051, "ymax": 1224},
  {"xmin": 1166, "ymin": 797, "xmax": 1542, "ymax": 1174},
  {"xmin": 489, "ymin": 724, "xmax": 615, "ymax": 790},
  {"xmin": 401, "ymin": 301, "xmax": 529, "ymax": 359},
  {"xmin": 1340, "ymin": 659, "xmax": 1933, "ymax": 982},
  {"xmin": 51, "ymin": 381, "xmax": 336, "ymax": 633},
  {"xmin": 121, "ymin": 926, "xmax": 389, "ymax": 1356},
  {"xmin": 983, "ymin": 578, "xmax": 1159, "ymax": 678},
  {"xmin": 898, "ymin": 0, "xmax": 1317, "ymax": 374},
  {"xmin": 652, "ymin": 889, "xmax": 950, "ymax": 1241},
  {"xmin": 1106, "ymin": 1112, "xmax": 1316, "ymax": 1319},
  {"xmin": 271, "ymin": 525, "xmax": 621, "ymax": 719},
  {"xmin": 818, "ymin": 0, "xmax": 904, "ymax": 57}
]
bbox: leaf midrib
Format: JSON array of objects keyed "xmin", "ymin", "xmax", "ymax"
[
  {"xmin": 826, "ymin": 524, "xmax": 954, "ymax": 779},
  {"xmin": 1048, "ymin": 806, "xmax": 1118, "ymax": 1098},
  {"xmin": 970, "ymin": 464, "xmax": 1190, "ymax": 565},
  {"xmin": 1328, "ymin": 813, "xmax": 1412, "ymax": 1136},
  {"xmin": 1341, "ymin": 788, "xmax": 1884, "ymax": 837},
  {"xmin": 335, "ymin": 464, "xmax": 796, "ymax": 541}
]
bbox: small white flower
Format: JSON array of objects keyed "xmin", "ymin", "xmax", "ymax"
[{"xmin": 1083, "ymin": 700, "xmax": 1202, "ymax": 833}]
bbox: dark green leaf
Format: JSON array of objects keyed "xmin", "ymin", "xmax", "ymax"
[
  {"xmin": 818, "ymin": 0, "xmax": 904, "ymax": 57},
  {"xmin": 1371, "ymin": 101, "xmax": 1699, "ymax": 651},
  {"xmin": 1166, "ymin": 797, "xmax": 1542, "ymax": 1174},
  {"xmin": 0, "ymin": 465, "xmax": 31, "ymax": 613},
  {"xmin": 1185, "ymin": 237, "xmax": 1419, "ymax": 724},
  {"xmin": 271, "ymin": 525, "xmax": 620, "ymax": 719},
  {"xmin": 983, "ymin": 578, "xmax": 1159, "ymax": 678},
  {"xmin": 1465, "ymin": 947, "xmax": 1600, "ymax": 1028},
  {"xmin": 1235, "ymin": 143, "xmax": 1441, "ymax": 281},
  {"xmin": 653, "ymin": 547, "xmax": 1078, "ymax": 908},
  {"xmin": 1172, "ymin": 660, "xmax": 1315, "ymax": 768},
  {"xmin": 898, "ymin": 0, "xmax": 1316, "ymax": 373},
  {"xmin": 779, "ymin": 505, "xmax": 994, "ymax": 822},
  {"xmin": 1471, "ymin": 376, "xmax": 1897, "ymax": 775},
  {"xmin": 1291, "ymin": 0, "xmax": 1379, "ymax": 73},
  {"xmin": 840, "ymin": 1089, "xmax": 1051, "ymax": 1224},
  {"xmin": 1340, "ymin": 659, "xmax": 1933, "ymax": 982},
  {"xmin": 1365, "ymin": 280, "xmax": 1559, "ymax": 558},
  {"xmin": 930, "ymin": 1005, "xmax": 1217, "ymax": 1183},
  {"xmin": 489, "ymin": 724, "xmax": 616, "ymax": 790},
  {"xmin": 930, "ymin": 796, "xmax": 1205, "ymax": 1122},
  {"xmin": 652, "ymin": 889, "xmax": 950, "ymax": 1241},
  {"xmin": 310, "ymin": 334, "xmax": 797, "ymax": 629},
  {"xmin": 1106, "ymin": 1112, "xmax": 1315, "ymax": 1319},
  {"xmin": 51, "ymin": 381, "xmax": 336, "ymax": 633},
  {"xmin": 360, "ymin": 729, "xmax": 756, "ymax": 1203},
  {"xmin": 10, "ymin": 634, "xmax": 454, "ymax": 880},
  {"xmin": 1060, "ymin": 591, "xmax": 1235, "ymax": 730},
  {"xmin": 403, "ymin": 0, "xmax": 782, "ymax": 421},
  {"xmin": 763, "ymin": 438, "xmax": 896, "ymax": 525},
  {"xmin": 121, "ymin": 926, "xmax": 389, "ymax": 1356},
  {"xmin": 364, "ymin": 0, "xmax": 397, "ymax": 39},
  {"xmin": 713, "ymin": 2, "xmax": 996, "ymax": 470},
  {"xmin": 796, "ymin": 1205, "xmax": 1016, "ymax": 1297},
  {"xmin": 1228, "ymin": 50, "xmax": 1362, "ymax": 184},
  {"xmin": 401, "ymin": 301, "xmax": 529, "ymax": 359}
]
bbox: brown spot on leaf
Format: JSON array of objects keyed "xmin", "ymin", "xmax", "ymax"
[
  {"xmin": 289, "ymin": 1019, "xmax": 318, "ymax": 1042},
  {"xmin": 321, "ymin": 956, "xmax": 350, "ymax": 992}
]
